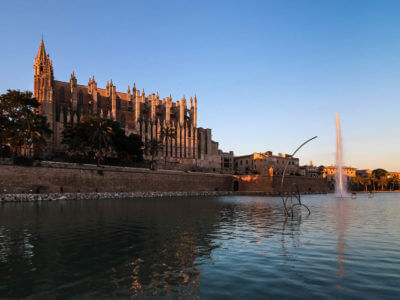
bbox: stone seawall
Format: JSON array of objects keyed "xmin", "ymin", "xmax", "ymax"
[
  {"xmin": 0, "ymin": 164, "xmax": 330, "ymax": 199},
  {"xmin": 0, "ymin": 163, "xmax": 233, "ymax": 194},
  {"xmin": 233, "ymin": 174, "xmax": 330, "ymax": 193},
  {"xmin": 0, "ymin": 191, "xmax": 236, "ymax": 202}
]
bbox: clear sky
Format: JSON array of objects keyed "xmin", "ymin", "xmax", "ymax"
[{"xmin": 1, "ymin": 0, "xmax": 399, "ymax": 171}]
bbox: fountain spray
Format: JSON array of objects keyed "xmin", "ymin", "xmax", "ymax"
[{"xmin": 335, "ymin": 113, "xmax": 348, "ymax": 197}]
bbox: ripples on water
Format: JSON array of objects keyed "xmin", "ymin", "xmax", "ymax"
[{"xmin": 1, "ymin": 194, "xmax": 400, "ymax": 298}]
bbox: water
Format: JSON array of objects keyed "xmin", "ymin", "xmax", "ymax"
[
  {"xmin": 335, "ymin": 113, "xmax": 348, "ymax": 197},
  {"xmin": 1, "ymin": 194, "xmax": 400, "ymax": 299}
]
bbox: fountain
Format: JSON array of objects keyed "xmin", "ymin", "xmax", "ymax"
[{"xmin": 335, "ymin": 113, "xmax": 348, "ymax": 197}]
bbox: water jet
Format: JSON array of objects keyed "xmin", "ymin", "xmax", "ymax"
[{"xmin": 335, "ymin": 113, "xmax": 349, "ymax": 198}]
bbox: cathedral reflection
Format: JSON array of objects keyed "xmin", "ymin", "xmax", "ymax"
[{"xmin": 0, "ymin": 198, "xmax": 223, "ymax": 298}]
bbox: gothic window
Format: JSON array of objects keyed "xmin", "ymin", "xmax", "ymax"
[
  {"xmin": 120, "ymin": 115, "xmax": 126, "ymax": 128},
  {"xmin": 56, "ymin": 87, "xmax": 65, "ymax": 121},
  {"xmin": 117, "ymin": 97, "xmax": 121, "ymax": 110},
  {"xmin": 63, "ymin": 107, "xmax": 67, "ymax": 123},
  {"xmin": 59, "ymin": 87, "xmax": 65, "ymax": 103},
  {"xmin": 78, "ymin": 91, "xmax": 83, "ymax": 107},
  {"xmin": 98, "ymin": 95, "xmax": 101, "ymax": 109}
]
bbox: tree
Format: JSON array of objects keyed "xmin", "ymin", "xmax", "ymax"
[
  {"xmin": 372, "ymin": 168, "xmax": 388, "ymax": 179},
  {"xmin": 0, "ymin": 90, "xmax": 51, "ymax": 157},
  {"xmin": 113, "ymin": 130, "xmax": 143, "ymax": 162},
  {"xmin": 62, "ymin": 121, "xmax": 90, "ymax": 158},
  {"xmin": 160, "ymin": 124, "xmax": 176, "ymax": 165},
  {"xmin": 62, "ymin": 116, "xmax": 143, "ymax": 165},
  {"xmin": 87, "ymin": 117, "xmax": 114, "ymax": 165},
  {"xmin": 361, "ymin": 176, "xmax": 371, "ymax": 192},
  {"xmin": 145, "ymin": 138, "xmax": 163, "ymax": 161}
]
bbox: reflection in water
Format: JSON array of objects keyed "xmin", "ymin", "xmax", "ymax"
[
  {"xmin": 325, "ymin": 196, "xmax": 357, "ymax": 292},
  {"xmin": 336, "ymin": 199, "xmax": 346, "ymax": 290},
  {"xmin": 0, "ymin": 198, "xmax": 223, "ymax": 298},
  {"xmin": 1, "ymin": 195, "xmax": 400, "ymax": 298}
]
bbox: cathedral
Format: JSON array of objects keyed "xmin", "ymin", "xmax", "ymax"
[{"xmin": 34, "ymin": 40, "xmax": 233, "ymax": 172}]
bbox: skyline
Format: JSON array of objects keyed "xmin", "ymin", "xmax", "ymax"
[{"xmin": 1, "ymin": 0, "xmax": 399, "ymax": 171}]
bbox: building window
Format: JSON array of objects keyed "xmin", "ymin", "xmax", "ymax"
[
  {"xmin": 78, "ymin": 91, "xmax": 83, "ymax": 107},
  {"xmin": 120, "ymin": 115, "xmax": 126, "ymax": 129}
]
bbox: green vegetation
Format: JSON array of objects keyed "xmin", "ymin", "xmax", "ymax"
[
  {"xmin": 62, "ymin": 116, "xmax": 143, "ymax": 165},
  {"xmin": 0, "ymin": 89, "xmax": 143, "ymax": 167},
  {"xmin": 160, "ymin": 124, "xmax": 176, "ymax": 165},
  {"xmin": 0, "ymin": 90, "xmax": 51, "ymax": 159},
  {"xmin": 350, "ymin": 171, "xmax": 399, "ymax": 192},
  {"xmin": 145, "ymin": 138, "xmax": 163, "ymax": 160},
  {"xmin": 372, "ymin": 168, "xmax": 388, "ymax": 179}
]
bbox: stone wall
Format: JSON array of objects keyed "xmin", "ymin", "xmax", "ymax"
[
  {"xmin": 0, "ymin": 163, "xmax": 233, "ymax": 194},
  {"xmin": 233, "ymin": 175, "xmax": 330, "ymax": 194},
  {"xmin": 0, "ymin": 164, "xmax": 330, "ymax": 195}
]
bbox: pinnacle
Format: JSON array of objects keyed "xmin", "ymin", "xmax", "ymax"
[{"xmin": 36, "ymin": 39, "xmax": 46, "ymax": 60}]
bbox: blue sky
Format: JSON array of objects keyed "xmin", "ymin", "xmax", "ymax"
[{"xmin": 1, "ymin": 0, "xmax": 399, "ymax": 171}]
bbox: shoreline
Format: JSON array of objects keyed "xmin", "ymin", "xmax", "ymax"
[{"xmin": 0, "ymin": 190, "xmax": 329, "ymax": 203}]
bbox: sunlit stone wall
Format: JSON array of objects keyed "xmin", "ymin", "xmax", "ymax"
[
  {"xmin": 233, "ymin": 175, "xmax": 330, "ymax": 194},
  {"xmin": 0, "ymin": 165, "xmax": 233, "ymax": 194}
]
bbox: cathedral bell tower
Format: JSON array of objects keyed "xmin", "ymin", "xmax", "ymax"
[
  {"xmin": 34, "ymin": 40, "xmax": 54, "ymax": 103},
  {"xmin": 33, "ymin": 39, "xmax": 55, "ymax": 146}
]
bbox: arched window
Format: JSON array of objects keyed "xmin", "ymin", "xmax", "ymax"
[
  {"xmin": 63, "ymin": 107, "xmax": 67, "ymax": 123},
  {"xmin": 97, "ymin": 95, "xmax": 101, "ymax": 109},
  {"xmin": 120, "ymin": 115, "xmax": 126, "ymax": 128},
  {"xmin": 56, "ymin": 87, "xmax": 65, "ymax": 121},
  {"xmin": 59, "ymin": 87, "xmax": 65, "ymax": 102},
  {"xmin": 78, "ymin": 91, "xmax": 83, "ymax": 107}
]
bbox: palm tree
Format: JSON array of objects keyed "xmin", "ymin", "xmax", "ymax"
[
  {"xmin": 160, "ymin": 124, "xmax": 176, "ymax": 166},
  {"xmin": 145, "ymin": 138, "xmax": 163, "ymax": 170},
  {"xmin": 145, "ymin": 138, "xmax": 163, "ymax": 160},
  {"xmin": 63, "ymin": 116, "xmax": 143, "ymax": 165},
  {"xmin": 86, "ymin": 117, "xmax": 114, "ymax": 166},
  {"xmin": 362, "ymin": 176, "xmax": 370, "ymax": 192}
]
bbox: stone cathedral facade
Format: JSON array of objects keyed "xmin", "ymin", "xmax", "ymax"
[{"xmin": 34, "ymin": 40, "xmax": 233, "ymax": 172}]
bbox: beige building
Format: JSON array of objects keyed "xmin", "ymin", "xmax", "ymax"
[
  {"xmin": 389, "ymin": 172, "xmax": 400, "ymax": 180},
  {"xmin": 323, "ymin": 166, "xmax": 356, "ymax": 179},
  {"xmin": 196, "ymin": 128, "xmax": 233, "ymax": 173},
  {"xmin": 299, "ymin": 161, "xmax": 324, "ymax": 177},
  {"xmin": 33, "ymin": 40, "xmax": 231, "ymax": 171},
  {"xmin": 234, "ymin": 151, "xmax": 299, "ymax": 175}
]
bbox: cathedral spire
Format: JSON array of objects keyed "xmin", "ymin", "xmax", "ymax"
[{"xmin": 36, "ymin": 39, "xmax": 46, "ymax": 61}]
